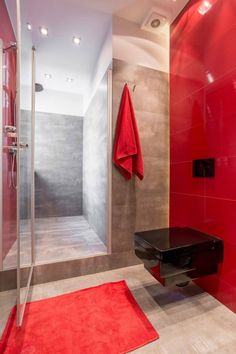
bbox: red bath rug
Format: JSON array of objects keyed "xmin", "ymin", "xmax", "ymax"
[{"xmin": 0, "ymin": 280, "xmax": 159, "ymax": 354}]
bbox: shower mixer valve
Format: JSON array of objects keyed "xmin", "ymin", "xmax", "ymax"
[{"xmin": 4, "ymin": 142, "xmax": 29, "ymax": 154}]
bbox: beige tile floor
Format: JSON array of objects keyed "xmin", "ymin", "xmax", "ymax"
[
  {"xmin": 1, "ymin": 265, "xmax": 236, "ymax": 353},
  {"xmin": 3, "ymin": 216, "xmax": 107, "ymax": 269}
]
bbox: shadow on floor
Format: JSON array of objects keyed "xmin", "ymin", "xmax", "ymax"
[{"xmin": 131, "ymin": 281, "xmax": 221, "ymax": 315}]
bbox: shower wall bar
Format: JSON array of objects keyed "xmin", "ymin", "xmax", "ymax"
[{"xmin": 0, "ymin": 39, "xmax": 3, "ymax": 271}]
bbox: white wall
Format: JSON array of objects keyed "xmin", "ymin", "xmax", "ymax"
[
  {"xmin": 85, "ymin": 20, "xmax": 112, "ymax": 113},
  {"xmin": 35, "ymin": 89, "xmax": 84, "ymax": 116},
  {"xmin": 112, "ymin": 15, "xmax": 169, "ymax": 73},
  {"xmin": 21, "ymin": 85, "xmax": 84, "ymax": 116}
]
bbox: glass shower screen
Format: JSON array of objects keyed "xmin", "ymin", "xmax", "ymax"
[{"xmin": 16, "ymin": 0, "xmax": 35, "ymax": 326}]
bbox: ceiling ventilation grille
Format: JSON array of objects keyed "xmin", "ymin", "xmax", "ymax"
[{"xmin": 141, "ymin": 8, "xmax": 168, "ymax": 34}]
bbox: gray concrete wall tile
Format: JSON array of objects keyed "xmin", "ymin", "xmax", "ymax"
[
  {"xmin": 20, "ymin": 110, "xmax": 83, "ymax": 218},
  {"xmin": 112, "ymin": 59, "xmax": 169, "ymax": 253}
]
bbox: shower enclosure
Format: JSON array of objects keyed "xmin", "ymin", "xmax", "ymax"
[
  {"xmin": 0, "ymin": 0, "xmax": 35, "ymax": 325},
  {"xmin": 1, "ymin": 0, "xmax": 112, "ymax": 326}
]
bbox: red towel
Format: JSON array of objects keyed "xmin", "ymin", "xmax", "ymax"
[{"xmin": 113, "ymin": 84, "xmax": 144, "ymax": 180}]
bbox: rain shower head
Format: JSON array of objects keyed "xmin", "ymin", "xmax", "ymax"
[{"xmin": 35, "ymin": 83, "xmax": 44, "ymax": 92}]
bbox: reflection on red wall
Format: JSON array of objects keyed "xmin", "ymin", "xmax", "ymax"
[
  {"xmin": 170, "ymin": 0, "xmax": 236, "ymax": 313},
  {"xmin": 0, "ymin": 0, "xmax": 17, "ymax": 261}
]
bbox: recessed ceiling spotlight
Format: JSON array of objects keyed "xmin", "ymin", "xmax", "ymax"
[
  {"xmin": 27, "ymin": 23, "xmax": 32, "ymax": 31},
  {"xmin": 44, "ymin": 73, "xmax": 52, "ymax": 79},
  {"xmin": 72, "ymin": 36, "xmax": 81, "ymax": 45},
  {"xmin": 66, "ymin": 77, "xmax": 74, "ymax": 83},
  {"xmin": 40, "ymin": 26, "xmax": 48, "ymax": 36}
]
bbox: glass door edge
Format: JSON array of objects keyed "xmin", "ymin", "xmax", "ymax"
[
  {"xmin": 107, "ymin": 68, "xmax": 112, "ymax": 255},
  {"xmin": 16, "ymin": 0, "xmax": 22, "ymax": 326},
  {"xmin": 31, "ymin": 46, "xmax": 36, "ymax": 265},
  {"xmin": 18, "ymin": 265, "xmax": 33, "ymax": 326}
]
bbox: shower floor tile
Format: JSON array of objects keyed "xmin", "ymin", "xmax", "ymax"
[{"xmin": 3, "ymin": 216, "xmax": 107, "ymax": 269}]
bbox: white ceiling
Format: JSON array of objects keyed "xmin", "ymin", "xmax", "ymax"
[
  {"xmin": 6, "ymin": 0, "xmax": 111, "ymax": 95},
  {"xmin": 5, "ymin": 0, "xmax": 189, "ymax": 114},
  {"xmin": 63, "ymin": 0, "xmax": 190, "ymax": 24}
]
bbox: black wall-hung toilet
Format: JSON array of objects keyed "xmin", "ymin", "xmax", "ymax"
[{"xmin": 134, "ymin": 227, "xmax": 224, "ymax": 287}]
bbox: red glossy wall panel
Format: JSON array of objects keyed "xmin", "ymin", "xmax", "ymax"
[
  {"xmin": 0, "ymin": 0, "xmax": 15, "ymax": 43},
  {"xmin": 170, "ymin": 0, "xmax": 236, "ymax": 313},
  {"xmin": 0, "ymin": 0, "xmax": 17, "ymax": 261}
]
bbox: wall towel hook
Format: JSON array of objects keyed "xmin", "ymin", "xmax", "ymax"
[{"xmin": 125, "ymin": 81, "xmax": 136, "ymax": 92}]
